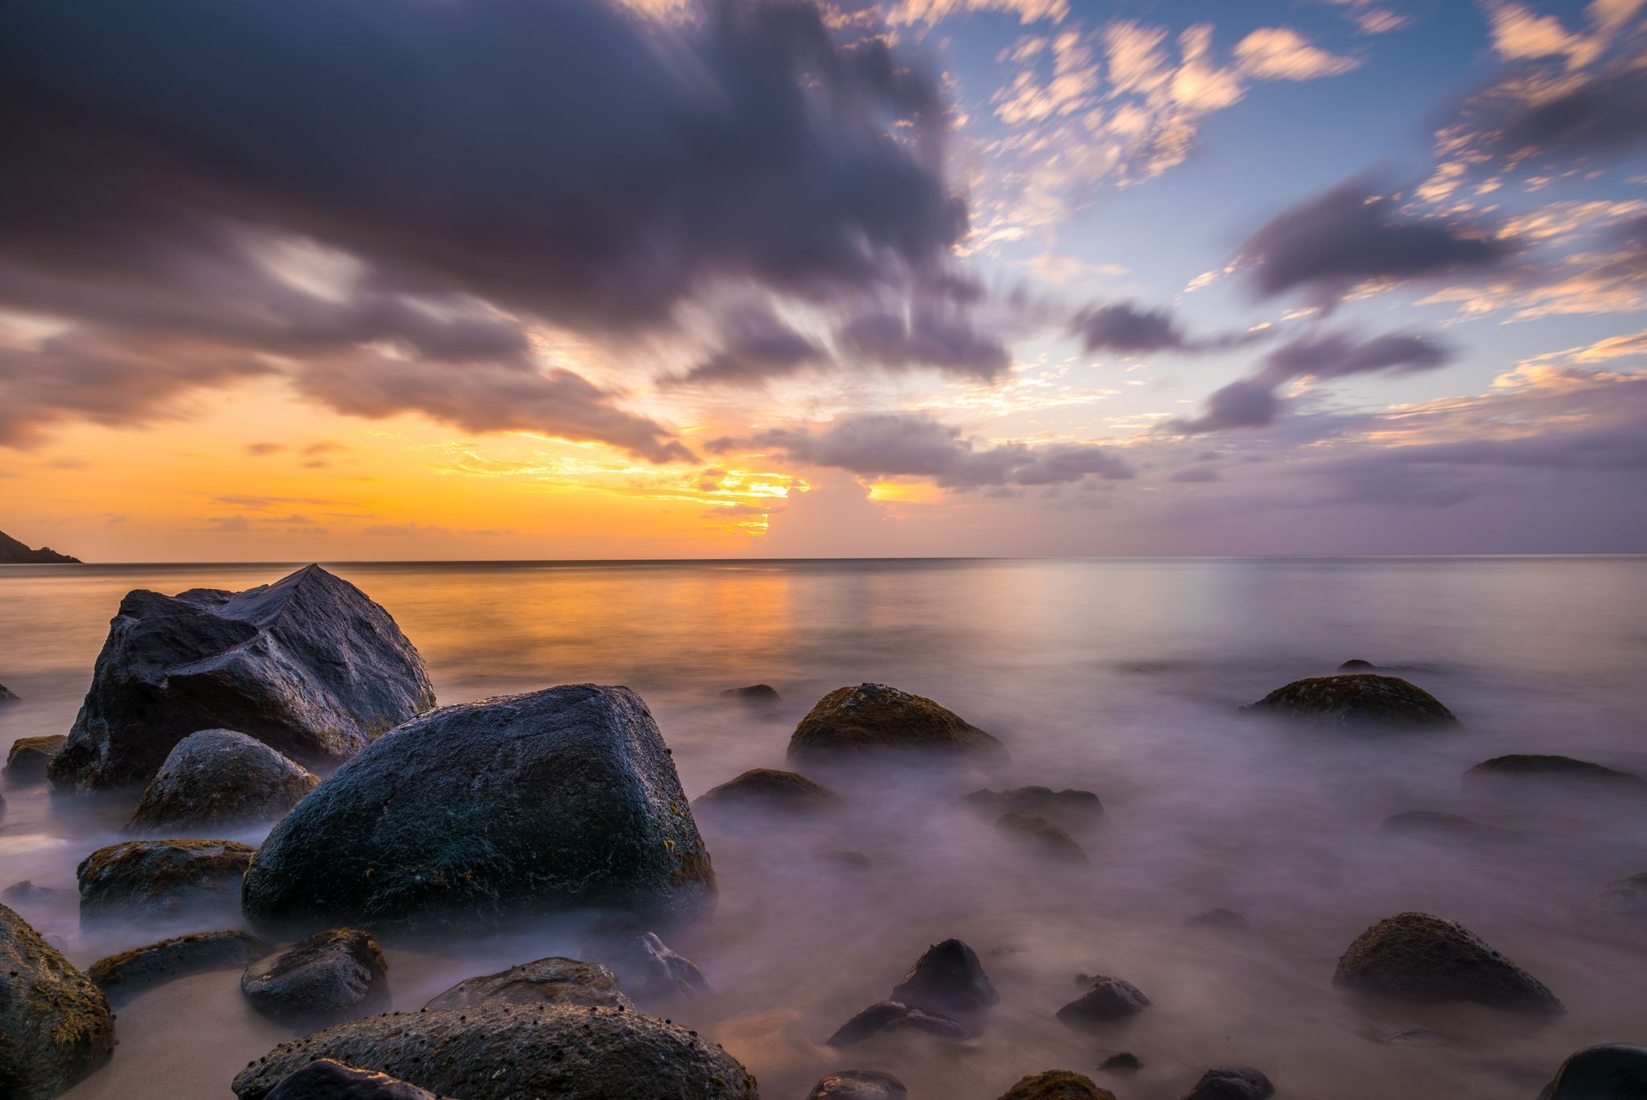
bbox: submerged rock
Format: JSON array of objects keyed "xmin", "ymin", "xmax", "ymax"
[
  {"xmin": 0, "ymin": 681, "xmax": 16, "ymax": 703},
  {"xmin": 78, "ymin": 838, "xmax": 255, "ymax": 920},
  {"xmin": 1465, "ymin": 754, "xmax": 1646, "ymax": 793},
  {"xmin": 965, "ymin": 786, "xmax": 1103, "ymax": 824},
  {"xmin": 890, "ymin": 938, "xmax": 999, "ymax": 1015},
  {"xmin": 88, "ymin": 929, "xmax": 268, "ymax": 1006},
  {"xmin": 695, "ymin": 768, "xmax": 836, "ymax": 814},
  {"xmin": 1584, "ymin": 871, "xmax": 1647, "ymax": 924},
  {"xmin": 424, "ymin": 957, "xmax": 631, "ymax": 1011},
  {"xmin": 241, "ymin": 685, "xmax": 715, "ymax": 930},
  {"xmin": 1243, "ymin": 674, "xmax": 1456, "ymax": 728},
  {"xmin": 2, "ymin": 881, "xmax": 54, "ymax": 904},
  {"xmin": 1099, "ymin": 1052, "xmax": 1142, "ymax": 1072},
  {"xmin": 242, "ymin": 928, "xmax": 389, "ymax": 1025},
  {"xmin": 1182, "ymin": 1067, "xmax": 1274, "ymax": 1100},
  {"xmin": 788, "ymin": 683, "xmax": 1002, "ymax": 762},
  {"xmin": 721, "ymin": 684, "xmax": 781, "ymax": 702},
  {"xmin": 825, "ymin": 1000, "xmax": 968, "ymax": 1047},
  {"xmin": 613, "ymin": 931, "xmax": 711, "ymax": 1001},
  {"xmin": 998, "ymin": 1070, "xmax": 1116, "ymax": 1099},
  {"xmin": 1333, "ymin": 911, "xmax": 1563, "ymax": 1014},
  {"xmin": 0, "ymin": 902, "xmax": 115, "ymax": 1100},
  {"xmin": 1338, "ymin": 659, "xmax": 1377, "ymax": 671},
  {"xmin": 126, "ymin": 729, "xmax": 319, "ymax": 834},
  {"xmin": 808, "ymin": 1070, "xmax": 908, "ymax": 1100},
  {"xmin": 1380, "ymin": 810, "xmax": 1518, "ymax": 844},
  {"xmin": 1057, "ymin": 975, "xmax": 1151, "ymax": 1026},
  {"xmin": 5, "ymin": 735, "xmax": 66, "ymax": 784},
  {"xmin": 231, "ymin": 1004, "xmax": 759, "ymax": 1100},
  {"xmin": 265, "ymin": 1059, "xmax": 444, "ymax": 1100},
  {"xmin": 1539, "ymin": 1044, "xmax": 1647, "ymax": 1099},
  {"xmin": 995, "ymin": 811, "xmax": 1087, "ymax": 863},
  {"xmin": 49, "ymin": 564, "xmax": 435, "ymax": 791}
]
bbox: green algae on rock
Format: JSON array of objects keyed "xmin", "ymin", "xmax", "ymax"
[
  {"xmin": 0, "ymin": 902, "xmax": 114, "ymax": 1100},
  {"xmin": 1242, "ymin": 674, "xmax": 1457, "ymax": 728},
  {"xmin": 788, "ymin": 683, "xmax": 1002, "ymax": 762}
]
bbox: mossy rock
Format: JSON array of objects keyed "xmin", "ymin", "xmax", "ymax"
[
  {"xmin": 1333, "ymin": 911, "xmax": 1562, "ymax": 1014},
  {"xmin": 88, "ymin": 930, "xmax": 268, "ymax": 1006},
  {"xmin": 0, "ymin": 902, "xmax": 114, "ymax": 1099},
  {"xmin": 77, "ymin": 838, "xmax": 255, "ymax": 920},
  {"xmin": 1243, "ymin": 674, "xmax": 1456, "ymax": 728},
  {"xmin": 788, "ymin": 683, "xmax": 1002, "ymax": 763},
  {"xmin": 5, "ymin": 736, "xmax": 66, "ymax": 785},
  {"xmin": 997, "ymin": 1070, "xmax": 1116, "ymax": 1099}
]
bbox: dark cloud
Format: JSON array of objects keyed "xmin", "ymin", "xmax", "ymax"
[
  {"xmin": 1169, "ymin": 466, "xmax": 1220, "ymax": 483},
  {"xmin": 1165, "ymin": 379, "xmax": 1280, "ymax": 435},
  {"xmin": 1460, "ymin": 62, "xmax": 1647, "ymax": 169},
  {"xmin": 674, "ymin": 306, "xmax": 826, "ymax": 386},
  {"xmin": 1071, "ymin": 301, "xmax": 1265, "ymax": 356},
  {"xmin": 836, "ymin": 308, "xmax": 1011, "ymax": 380}
]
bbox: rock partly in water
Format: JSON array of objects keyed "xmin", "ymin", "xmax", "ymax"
[
  {"xmin": 1186, "ymin": 907, "xmax": 1250, "ymax": 931},
  {"xmin": 788, "ymin": 683, "xmax": 1001, "ymax": 763},
  {"xmin": 1584, "ymin": 872, "xmax": 1647, "ymax": 925},
  {"xmin": 808, "ymin": 1069, "xmax": 909, "ymax": 1100},
  {"xmin": 1243, "ymin": 674, "xmax": 1456, "ymax": 728},
  {"xmin": 241, "ymin": 928, "xmax": 389, "ymax": 1025},
  {"xmin": 720, "ymin": 684, "xmax": 781, "ymax": 703},
  {"xmin": 231, "ymin": 1004, "xmax": 759, "ymax": 1100},
  {"xmin": 1099, "ymin": 1052, "xmax": 1142, "ymax": 1072},
  {"xmin": 2, "ymin": 881, "xmax": 54, "ymax": 904},
  {"xmin": 1538, "ymin": 1044, "xmax": 1647, "ymax": 1100},
  {"xmin": 1338, "ymin": 659, "xmax": 1377, "ymax": 671},
  {"xmin": 0, "ymin": 681, "xmax": 17, "ymax": 704},
  {"xmin": 78, "ymin": 839, "xmax": 255, "ymax": 920},
  {"xmin": 1333, "ymin": 911, "xmax": 1563, "ymax": 1014},
  {"xmin": 890, "ymin": 938, "xmax": 999, "ymax": 1016},
  {"xmin": 49, "ymin": 564, "xmax": 435, "ymax": 791},
  {"xmin": 88, "ymin": 929, "xmax": 268, "ymax": 1006},
  {"xmin": 126, "ymin": 729, "xmax": 319, "ymax": 834},
  {"xmin": 998, "ymin": 1070, "xmax": 1117, "ymax": 1099},
  {"xmin": 241, "ymin": 685, "xmax": 715, "ymax": 931},
  {"xmin": 612, "ymin": 931, "xmax": 711, "ymax": 1001},
  {"xmin": 695, "ymin": 768, "xmax": 836, "ymax": 815},
  {"xmin": 264, "ymin": 1059, "xmax": 444, "ymax": 1100},
  {"xmin": 424, "ymin": 957, "xmax": 631, "ymax": 1011},
  {"xmin": 5, "ymin": 735, "xmax": 66, "ymax": 785},
  {"xmin": 1465, "ymin": 755, "xmax": 1646, "ymax": 794},
  {"xmin": 1380, "ymin": 810, "xmax": 1518, "ymax": 844},
  {"xmin": 825, "ymin": 1001, "xmax": 969, "ymax": 1047},
  {"xmin": 0, "ymin": 902, "xmax": 114, "ymax": 1100},
  {"xmin": 1182, "ymin": 1067, "xmax": 1274, "ymax": 1100},
  {"xmin": 996, "ymin": 811, "xmax": 1087, "ymax": 862},
  {"xmin": 1057, "ymin": 975, "xmax": 1151, "ymax": 1026},
  {"xmin": 965, "ymin": 786, "xmax": 1103, "ymax": 824}
]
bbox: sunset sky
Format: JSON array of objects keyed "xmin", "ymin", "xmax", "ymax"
[{"xmin": 3, "ymin": 0, "xmax": 1645, "ymax": 560}]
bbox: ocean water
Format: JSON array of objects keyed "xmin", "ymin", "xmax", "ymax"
[{"xmin": 2, "ymin": 556, "xmax": 1646, "ymax": 1099}]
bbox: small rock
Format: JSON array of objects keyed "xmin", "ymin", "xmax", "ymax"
[
  {"xmin": 88, "ymin": 929, "xmax": 268, "ymax": 1006},
  {"xmin": 1057, "ymin": 975, "xmax": 1151, "ymax": 1026},
  {"xmin": 1539, "ymin": 1044, "xmax": 1647, "ymax": 1099},
  {"xmin": 126, "ymin": 729, "xmax": 319, "ymax": 833},
  {"xmin": 720, "ymin": 684, "xmax": 780, "ymax": 702},
  {"xmin": 890, "ymin": 938, "xmax": 999, "ymax": 1015},
  {"xmin": 1186, "ymin": 907, "xmax": 1249, "ymax": 930},
  {"xmin": 615, "ymin": 931, "xmax": 710, "ymax": 1001},
  {"xmin": 242, "ymin": 928, "xmax": 389, "ymax": 1025},
  {"xmin": 996, "ymin": 812, "xmax": 1087, "ymax": 863},
  {"xmin": 1465, "ymin": 754, "xmax": 1646, "ymax": 794},
  {"xmin": 1333, "ymin": 911, "xmax": 1563, "ymax": 1014},
  {"xmin": 998, "ymin": 1070, "xmax": 1117, "ymax": 1099},
  {"xmin": 265, "ymin": 1059, "xmax": 443, "ymax": 1100},
  {"xmin": 1584, "ymin": 871, "xmax": 1647, "ymax": 923},
  {"xmin": 788, "ymin": 683, "xmax": 1002, "ymax": 762},
  {"xmin": 1182, "ymin": 1067, "xmax": 1274, "ymax": 1100},
  {"xmin": 0, "ymin": 902, "xmax": 114, "ymax": 1099},
  {"xmin": 694, "ymin": 768, "xmax": 836, "ymax": 815},
  {"xmin": 1381, "ymin": 810, "xmax": 1518, "ymax": 843},
  {"xmin": 4, "ymin": 735, "xmax": 66, "ymax": 784},
  {"xmin": 1338, "ymin": 659, "xmax": 1376, "ymax": 670},
  {"xmin": 2, "ymin": 881, "xmax": 54, "ymax": 904},
  {"xmin": 0, "ymin": 681, "xmax": 17, "ymax": 704},
  {"xmin": 77, "ymin": 838, "xmax": 255, "ymax": 920},
  {"xmin": 424, "ymin": 957, "xmax": 631, "ymax": 1011},
  {"xmin": 1243, "ymin": 674, "xmax": 1456, "ymax": 728},
  {"xmin": 1099, "ymin": 1052, "xmax": 1142, "ymax": 1072},
  {"xmin": 808, "ymin": 1069, "xmax": 909, "ymax": 1100},
  {"xmin": 966, "ymin": 786, "xmax": 1103, "ymax": 824},
  {"xmin": 825, "ymin": 1000, "xmax": 968, "ymax": 1046}
]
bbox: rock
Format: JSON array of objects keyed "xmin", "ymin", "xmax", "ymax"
[
  {"xmin": 1332, "ymin": 911, "xmax": 1563, "ymax": 1014},
  {"xmin": 825, "ymin": 1001, "xmax": 968, "ymax": 1046},
  {"xmin": 126, "ymin": 729, "xmax": 319, "ymax": 834},
  {"xmin": 0, "ymin": 530, "xmax": 79, "ymax": 564},
  {"xmin": 1242, "ymin": 674, "xmax": 1456, "ymax": 728},
  {"xmin": 0, "ymin": 681, "xmax": 17, "ymax": 703},
  {"xmin": 242, "ymin": 928, "xmax": 389, "ymax": 1025},
  {"xmin": 998, "ymin": 1071, "xmax": 1117, "ymax": 1099},
  {"xmin": 5, "ymin": 735, "xmax": 66, "ymax": 784},
  {"xmin": 1099, "ymin": 1052, "xmax": 1142, "ymax": 1072},
  {"xmin": 49, "ymin": 564, "xmax": 435, "ymax": 791},
  {"xmin": 694, "ymin": 768, "xmax": 836, "ymax": 814},
  {"xmin": 424, "ymin": 957, "xmax": 631, "ymax": 1011},
  {"xmin": 2, "ymin": 881, "xmax": 54, "ymax": 904},
  {"xmin": 1182, "ymin": 1067, "xmax": 1274, "ymax": 1100},
  {"xmin": 1338, "ymin": 659, "xmax": 1377, "ymax": 670},
  {"xmin": 788, "ymin": 683, "xmax": 1002, "ymax": 762},
  {"xmin": 1585, "ymin": 872, "xmax": 1647, "ymax": 923},
  {"xmin": 808, "ymin": 1069, "xmax": 908, "ymax": 1100},
  {"xmin": 1380, "ymin": 810, "xmax": 1518, "ymax": 843},
  {"xmin": 78, "ymin": 838, "xmax": 255, "ymax": 920},
  {"xmin": 720, "ymin": 684, "xmax": 780, "ymax": 702},
  {"xmin": 87, "ymin": 929, "xmax": 268, "ymax": 1006},
  {"xmin": 0, "ymin": 902, "xmax": 114, "ymax": 1100},
  {"xmin": 965, "ymin": 786, "xmax": 1103, "ymax": 824},
  {"xmin": 1186, "ymin": 907, "xmax": 1250, "ymax": 930},
  {"xmin": 890, "ymin": 938, "xmax": 999, "ymax": 1015},
  {"xmin": 609, "ymin": 931, "xmax": 710, "ymax": 1001},
  {"xmin": 241, "ymin": 685, "xmax": 715, "ymax": 931},
  {"xmin": 1539, "ymin": 1044, "xmax": 1647, "ymax": 1099},
  {"xmin": 265, "ymin": 1059, "xmax": 443, "ymax": 1100},
  {"xmin": 1056, "ymin": 975, "xmax": 1150, "ymax": 1026},
  {"xmin": 995, "ymin": 812, "xmax": 1087, "ymax": 863},
  {"xmin": 231, "ymin": 1003, "xmax": 759, "ymax": 1100},
  {"xmin": 1465, "ymin": 754, "xmax": 1646, "ymax": 793}
]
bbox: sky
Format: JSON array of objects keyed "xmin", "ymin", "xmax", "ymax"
[{"xmin": 2, "ymin": 0, "xmax": 1645, "ymax": 561}]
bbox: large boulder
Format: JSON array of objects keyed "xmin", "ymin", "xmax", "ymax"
[
  {"xmin": 424, "ymin": 957, "xmax": 631, "ymax": 1011},
  {"xmin": 0, "ymin": 902, "xmax": 115, "ymax": 1099},
  {"xmin": 87, "ymin": 929, "xmax": 268, "ymax": 1006},
  {"xmin": 78, "ymin": 839, "xmax": 255, "ymax": 920},
  {"xmin": 265, "ymin": 1060, "xmax": 444, "ymax": 1100},
  {"xmin": 126, "ymin": 729, "xmax": 319, "ymax": 834},
  {"xmin": 1242, "ymin": 674, "xmax": 1456, "ymax": 728},
  {"xmin": 49, "ymin": 565, "xmax": 435, "ymax": 791},
  {"xmin": 890, "ymin": 938, "xmax": 998, "ymax": 1016},
  {"xmin": 231, "ymin": 1004, "xmax": 759, "ymax": 1100},
  {"xmin": 241, "ymin": 685, "xmax": 715, "ymax": 930},
  {"xmin": 5, "ymin": 735, "xmax": 66, "ymax": 784},
  {"xmin": 789, "ymin": 683, "xmax": 1002, "ymax": 762},
  {"xmin": 998, "ymin": 1071, "xmax": 1116, "ymax": 1100},
  {"xmin": 242, "ymin": 928, "xmax": 389, "ymax": 1025},
  {"xmin": 1332, "ymin": 911, "xmax": 1563, "ymax": 1013},
  {"xmin": 1539, "ymin": 1045, "xmax": 1647, "ymax": 1099}
]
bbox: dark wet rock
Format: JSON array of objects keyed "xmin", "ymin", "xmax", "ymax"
[
  {"xmin": 1585, "ymin": 872, "xmax": 1647, "ymax": 924},
  {"xmin": 1539, "ymin": 1044, "xmax": 1647, "ymax": 1099},
  {"xmin": 808, "ymin": 1069, "xmax": 908, "ymax": 1100},
  {"xmin": 1186, "ymin": 907, "xmax": 1250, "ymax": 930},
  {"xmin": 49, "ymin": 564, "xmax": 435, "ymax": 791},
  {"xmin": 78, "ymin": 838, "xmax": 255, "ymax": 920},
  {"xmin": 966, "ymin": 786, "xmax": 1103, "ymax": 824},
  {"xmin": 1381, "ymin": 810, "xmax": 1518, "ymax": 843},
  {"xmin": 1182, "ymin": 1067, "xmax": 1274, "ymax": 1100},
  {"xmin": 720, "ymin": 684, "xmax": 780, "ymax": 702},
  {"xmin": 126, "ymin": 729, "xmax": 319, "ymax": 834},
  {"xmin": 998, "ymin": 1070, "xmax": 1117, "ymax": 1100},
  {"xmin": 87, "ymin": 929, "xmax": 268, "ymax": 1006},
  {"xmin": 231, "ymin": 1003, "xmax": 760, "ymax": 1100},
  {"xmin": 242, "ymin": 685, "xmax": 714, "ymax": 931},
  {"xmin": 242, "ymin": 928, "xmax": 389, "ymax": 1025},
  {"xmin": 5, "ymin": 735, "xmax": 66, "ymax": 784},
  {"xmin": 1243, "ymin": 673, "xmax": 1456, "ymax": 728},
  {"xmin": 1099, "ymin": 1052, "xmax": 1142, "ymax": 1072},
  {"xmin": 612, "ymin": 931, "xmax": 710, "ymax": 1001},
  {"xmin": 2, "ymin": 881, "xmax": 54, "ymax": 904},
  {"xmin": 264, "ymin": 1059, "xmax": 443, "ymax": 1100},
  {"xmin": 825, "ymin": 1000, "xmax": 968, "ymax": 1046},
  {"xmin": 1338, "ymin": 659, "xmax": 1376, "ymax": 670},
  {"xmin": 890, "ymin": 938, "xmax": 998, "ymax": 1015},
  {"xmin": 1333, "ymin": 911, "xmax": 1563, "ymax": 1014},
  {"xmin": 0, "ymin": 681, "xmax": 17, "ymax": 703},
  {"xmin": 424, "ymin": 957, "xmax": 631, "ymax": 1011},
  {"xmin": 694, "ymin": 768, "xmax": 836, "ymax": 815},
  {"xmin": 788, "ymin": 683, "xmax": 1002, "ymax": 762},
  {"xmin": 0, "ymin": 902, "xmax": 114, "ymax": 1100},
  {"xmin": 1057, "ymin": 975, "xmax": 1151, "ymax": 1026},
  {"xmin": 1465, "ymin": 754, "xmax": 1646, "ymax": 794},
  {"xmin": 996, "ymin": 812, "xmax": 1087, "ymax": 863}
]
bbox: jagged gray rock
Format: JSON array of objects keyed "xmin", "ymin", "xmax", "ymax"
[
  {"xmin": 126, "ymin": 729, "xmax": 318, "ymax": 834},
  {"xmin": 0, "ymin": 902, "xmax": 114, "ymax": 1100}
]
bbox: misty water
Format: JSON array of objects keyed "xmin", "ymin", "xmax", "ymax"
[{"xmin": 3, "ymin": 557, "xmax": 1647, "ymax": 1098}]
